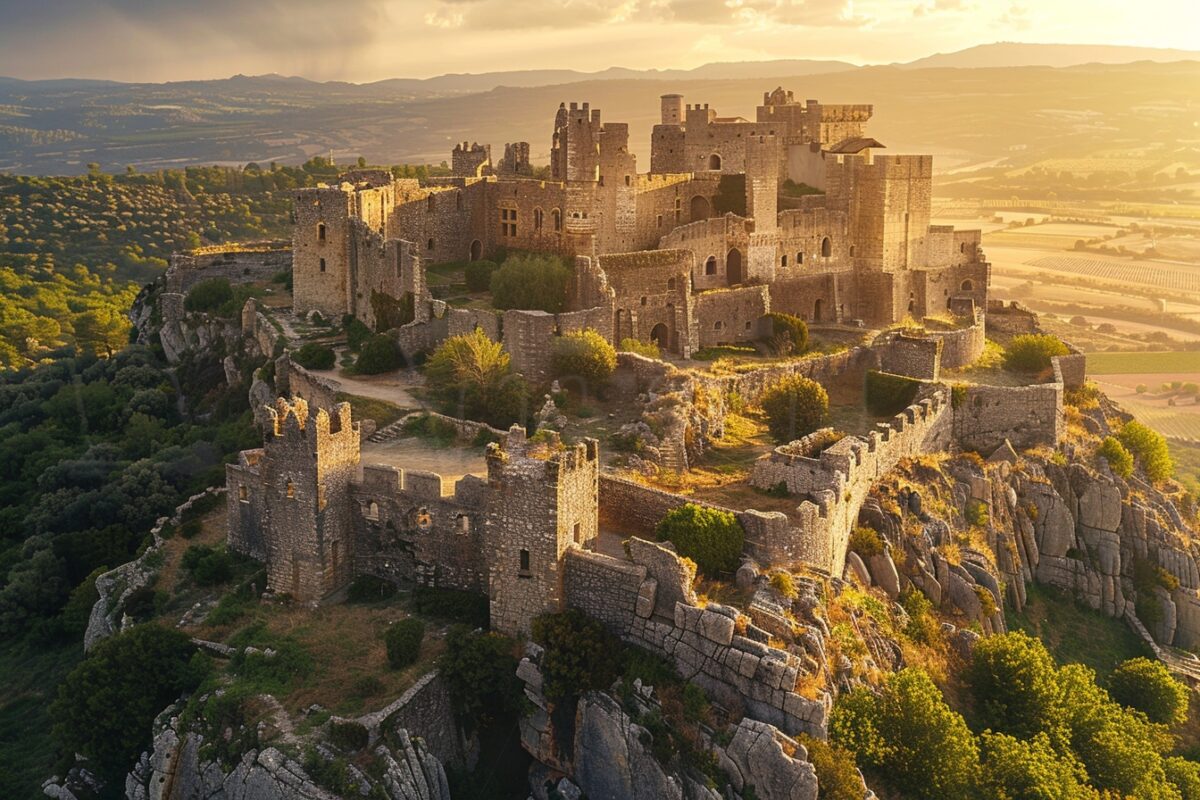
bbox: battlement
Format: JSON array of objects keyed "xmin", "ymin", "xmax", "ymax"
[{"xmin": 265, "ymin": 397, "xmax": 357, "ymax": 442}]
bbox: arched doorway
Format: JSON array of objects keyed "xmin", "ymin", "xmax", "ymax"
[
  {"xmin": 813, "ymin": 298, "xmax": 824, "ymax": 322},
  {"xmin": 726, "ymin": 248, "xmax": 743, "ymax": 286},
  {"xmin": 650, "ymin": 323, "xmax": 670, "ymax": 350},
  {"xmin": 821, "ymin": 236, "xmax": 832, "ymax": 258},
  {"xmin": 960, "ymin": 279, "xmax": 974, "ymax": 291},
  {"xmin": 469, "ymin": 240, "xmax": 482, "ymax": 261},
  {"xmin": 707, "ymin": 153, "xmax": 722, "ymax": 171},
  {"xmin": 690, "ymin": 195, "xmax": 710, "ymax": 221}
]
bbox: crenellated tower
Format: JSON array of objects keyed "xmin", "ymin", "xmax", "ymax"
[
  {"xmin": 484, "ymin": 426, "xmax": 599, "ymax": 636},
  {"xmin": 259, "ymin": 397, "xmax": 361, "ymax": 603}
]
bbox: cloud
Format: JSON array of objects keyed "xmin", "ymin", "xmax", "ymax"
[
  {"xmin": 422, "ymin": 0, "xmax": 643, "ymax": 30},
  {"xmin": 998, "ymin": 1, "xmax": 1031, "ymax": 29},
  {"xmin": 912, "ymin": 0, "xmax": 967, "ymax": 16}
]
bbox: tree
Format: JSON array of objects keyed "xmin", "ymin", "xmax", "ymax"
[
  {"xmin": 654, "ymin": 503, "xmax": 744, "ymax": 577},
  {"xmin": 51, "ymin": 625, "xmax": 204, "ymax": 782},
  {"xmin": 967, "ymin": 631, "xmax": 1067, "ymax": 743},
  {"xmin": 489, "ymin": 254, "xmax": 572, "ymax": 313},
  {"xmin": 1003, "ymin": 334, "xmax": 1069, "ymax": 373},
  {"xmin": 977, "ymin": 731, "xmax": 1090, "ymax": 800},
  {"xmin": 796, "ymin": 734, "xmax": 865, "ymax": 800},
  {"xmin": 424, "ymin": 329, "xmax": 529, "ymax": 427},
  {"xmin": 183, "ymin": 278, "xmax": 234, "ymax": 313},
  {"xmin": 760, "ymin": 374, "xmax": 829, "ymax": 443},
  {"xmin": 73, "ymin": 308, "xmax": 130, "ymax": 357},
  {"xmin": 438, "ymin": 625, "xmax": 523, "ymax": 731},
  {"xmin": 1118, "ymin": 420, "xmax": 1174, "ymax": 483},
  {"xmin": 1097, "ymin": 436, "xmax": 1134, "ymax": 478},
  {"xmin": 1164, "ymin": 757, "xmax": 1200, "ymax": 800},
  {"xmin": 1108, "ymin": 657, "xmax": 1189, "ymax": 727},
  {"xmin": 531, "ymin": 609, "xmax": 621, "ymax": 704},
  {"xmin": 552, "ymin": 329, "xmax": 616, "ymax": 391},
  {"xmin": 464, "ymin": 260, "xmax": 498, "ymax": 292},
  {"xmin": 384, "ymin": 618, "xmax": 425, "ymax": 669},
  {"xmin": 831, "ymin": 669, "xmax": 980, "ymax": 800}
]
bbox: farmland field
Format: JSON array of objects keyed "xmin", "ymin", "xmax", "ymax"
[{"xmin": 1086, "ymin": 351, "xmax": 1200, "ymax": 375}]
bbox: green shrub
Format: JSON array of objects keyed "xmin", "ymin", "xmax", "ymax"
[
  {"xmin": 1108, "ymin": 657, "xmax": 1189, "ymax": 726},
  {"xmin": 180, "ymin": 518, "xmax": 203, "ymax": 539},
  {"xmin": 1003, "ymin": 334, "xmax": 1069, "ymax": 373},
  {"xmin": 532, "ymin": 609, "xmax": 621, "ymax": 704},
  {"xmin": 1164, "ymin": 757, "xmax": 1200, "ymax": 800},
  {"xmin": 900, "ymin": 587, "xmax": 941, "ymax": 644},
  {"xmin": 760, "ymin": 312, "xmax": 809, "ymax": 355},
  {"xmin": 184, "ymin": 278, "xmax": 234, "ymax": 313},
  {"xmin": 346, "ymin": 574, "xmax": 397, "ymax": 603},
  {"xmin": 464, "ymin": 260, "xmax": 498, "ymax": 292},
  {"xmin": 355, "ymin": 334, "xmax": 402, "ymax": 374},
  {"xmin": 489, "ymin": 254, "xmax": 572, "ymax": 313},
  {"xmin": 770, "ymin": 570, "xmax": 797, "ymax": 599},
  {"xmin": 343, "ymin": 315, "xmax": 372, "ymax": 351},
  {"xmin": 1098, "ymin": 436, "xmax": 1134, "ymax": 478},
  {"xmin": 864, "ymin": 371, "xmax": 921, "ymax": 416},
  {"xmin": 181, "ymin": 544, "xmax": 233, "ymax": 586},
  {"xmin": 619, "ymin": 338, "xmax": 660, "ymax": 359},
  {"xmin": 292, "ymin": 343, "xmax": 335, "ymax": 371},
  {"xmin": 328, "ymin": 720, "xmax": 369, "ymax": 751},
  {"xmin": 303, "ymin": 747, "xmax": 353, "ymax": 795},
  {"xmin": 965, "ymin": 498, "xmax": 990, "ymax": 527},
  {"xmin": 966, "ymin": 631, "xmax": 1065, "ymax": 742},
  {"xmin": 370, "ymin": 290, "xmax": 415, "ymax": 332},
  {"xmin": 384, "ymin": 618, "xmax": 425, "ymax": 669},
  {"xmin": 1118, "ymin": 420, "xmax": 1174, "ymax": 483},
  {"xmin": 655, "ymin": 503, "xmax": 744, "ymax": 577},
  {"xmin": 797, "ymin": 734, "xmax": 864, "ymax": 800},
  {"xmin": 424, "ymin": 329, "xmax": 529, "ymax": 427},
  {"xmin": 849, "ymin": 526, "xmax": 883, "ymax": 558},
  {"xmin": 978, "ymin": 731, "xmax": 1090, "ymax": 800},
  {"xmin": 552, "ymin": 329, "xmax": 617, "ymax": 389},
  {"xmin": 760, "ymin": 374, "xmax": 829, "ymax": 443}
]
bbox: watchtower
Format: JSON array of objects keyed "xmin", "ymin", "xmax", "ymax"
[
  {"xmin": 551, "ymin": 102, "xmax": 602, "ymax": 183},
  {"xmin": 484, "ymin": 426, "xmax": 599, "ymax": 636},
  {"xmin": 260, "ymin": 398, "xmax": 360, "ymax": 603}
]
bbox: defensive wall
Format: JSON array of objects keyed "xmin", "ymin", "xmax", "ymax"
[
  {"xmin": 165, "ymin": 242, "xmax": 290, "ymax": 294},
  {"xmin": 563, "ymin": 538, "xmax": 829, "ymax": 737}
]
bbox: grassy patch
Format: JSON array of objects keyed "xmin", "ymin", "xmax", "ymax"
[
  {"xmin": 335, "ymin": 393, "xmax": 407, "ymax": 429},
  {"xmin": 1005, "ymin": 583, "xmax": 1150, "ymax": 680}
]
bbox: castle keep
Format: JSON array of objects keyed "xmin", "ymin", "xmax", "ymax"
[{"xmin": 291, "ymin": 88, "xmax": 988, "ymax": 355}]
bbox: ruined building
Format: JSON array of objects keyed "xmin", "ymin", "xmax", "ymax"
[{"xmin": 290, "ymin": 88, "xmax": 988, "ymax": 355}]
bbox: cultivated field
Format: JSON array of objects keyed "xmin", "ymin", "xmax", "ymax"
[{"xmin": 1086, "ymin": 351, "xmax": 1200, "ymax": 375}]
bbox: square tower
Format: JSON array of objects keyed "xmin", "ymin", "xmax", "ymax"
[
  {"xmin": 484, "ymin": 427, "xmax": 599, "ymax": 636},
  {"xmin": 260, "ymin": 398, "xmax": 361, "ymax": 603}
]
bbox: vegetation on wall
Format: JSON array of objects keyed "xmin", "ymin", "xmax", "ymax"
[
  {"xmin": 864, "ymin": 370, "xmax": 921, "ymax": 416},
  {"xmin": 654, "ymin": 503, "xmax": 744, "ymax": 577},
  {"xmin": 1003, "ymin": 333, "xmax": 1069, "ymax": 374},
  {"xmin": 760, "ymin": 374, "xmax": 830, "ymax": 443},
  {"xmin": 488, "ymin": 254, "xmax": 572, "ymax": 314},
  {"xmin": 551, "ymin": 329, "xmax": 617, "ymax": 391}
]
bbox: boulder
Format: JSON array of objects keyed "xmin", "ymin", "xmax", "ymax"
[
  {"xmin": 844, "ymin": 552, "xmax": 871, "ymax": 587},
  {"xmin": 723, "ymin": 718, "xmax": 818, "ymax": 800},
  {"xmin": 573, "ymin": 693, "xmax": 684, "ymax": 800},
  {"xmin": 866, "ymin": 551, "xmax": 901, "ymax": 599}
]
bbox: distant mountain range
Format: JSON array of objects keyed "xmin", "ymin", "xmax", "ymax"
[
  {"xmin": 0, "ymin": 43, "xmax": 1197, "ymax": 176},
  {"xmin": 2, "ymin": 42, "xmax": 1197, "ymax": 97}
]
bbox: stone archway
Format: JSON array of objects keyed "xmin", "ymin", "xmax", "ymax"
[
  {"xmin": 707, "ymin": 153, "xmax": 722, "ymax": 171},
  {"xmin": 726, "ymin": 248, "xmax": 743, "ymax": 286},
  {"xmin": 469, "ymin": 240, "xmax": 482, "ymax": 261},
  {"xmin": 690, "ymin": 195, "xmax": 710, "ymax": 222},
  {"xmin": 650, "ymin": 323, "xmax": 670, "ymax": 350}
]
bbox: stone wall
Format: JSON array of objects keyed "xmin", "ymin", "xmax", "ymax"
[
  {"xmin": 563, "ymin": 540, "xmax": 829, "ymax": 737},
  {"xmin": 875, "ymin": 331, "xmax": 942, "ymax": 381},
  {"xmin": 598, "ymin": 475, "xmax": 737, "ymax": 537},
  {"xmin": 359, "ymin": 670, "xmax": 466, "ymax": 767},
  {"xmin": 275, "ymin": 354, "xmax": 339, "ymax": 410},
  {"xmin": 985, "ymin": 300, "xmax": 1039, "ymax": 339},
  {"xmin": 952, "ymin": 377, "xmax": 1063, "ymax": 453},
  {"xmin": 695, "ymin": 286, "xmax": 771, "ymax": 347},
  {"xmin": 930, "ymin": 310, "xmax": 986, "ymax": 369},
  {"xmin": 165, "ymin": 244, "xmax": 290, "ymax": 294},
  {"xmin": 750, "ymin": 387, "xmax": 954, "ymax": 572}
]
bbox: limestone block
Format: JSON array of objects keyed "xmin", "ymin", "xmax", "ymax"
[
  {"xmin": 724, "ymin": 718, "xmax": 818, "ymax": 800},
  {"xmin": 866, "ymin": 551, "xmax": 900, "ymax": 599},
  {"xmin": 699, "ymin": 610, "xmax": 736, "ymax": 645},
  {"xmin": 636, "ymin": 579, "xmax": 658, "ymax": 619},
  {"xmin": 844, "ymin": 551, "xmax": 871, "ymax": 587}
]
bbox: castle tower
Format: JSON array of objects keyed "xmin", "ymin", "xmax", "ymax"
[
  {"xmin": 660, "ymin": 94, "xmax": 684, "ymax": 125},
  {"xmin": 745, "ymin": 134, "xmax": 779, "ymax": 233},
  {"xmin": 551, "ymin": 102, "xmax": 602, "ymax": 183},
  {"xmin": 260, "ymin": 398, "xmax": 360, "ymax": 603},
  {"xmin": 452, "ymin": 142, "xmax": 492, "ymax": 177},
  {"xmin": 484, "ymin": 427, "xmax": 599, "ymax": 636},
  {"xmin": 293, "ymin": 187, "xmax": 354, "ymax": 318}
]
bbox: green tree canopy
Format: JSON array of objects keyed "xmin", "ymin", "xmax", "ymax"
[
  {"xmin": 1003, "ymin": 334, "xmax": 1069, "ymax": 374},
  {"xmin": 424, "ymin": 328, "xmax": 529, "ymax": 427},
  {"xmin": 551, "ymin": 329, "xmax": 617, "ymax": 391},
  {"xmin": 489, "ymin": 254, "xmax": 572, "ymax": 313},
  {"xmin": 760, "ymin": 374, "xmax": 829, "ymax": 443},
  {"xmin": 1108, "ymin": 657, "xmax": 1189, "ymax": 727},
  {"xmin": 654, "ymin": 503, "xmax": 744, "ymax": 577},
  {"xmin": 1118, "ymin": 420, "xmax": 1174, "ymax": 483},
  {"xmin": 967, "ymin": 631, "xmax": 1068, "ymax": 743}
]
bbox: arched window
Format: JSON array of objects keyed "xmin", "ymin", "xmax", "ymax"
[
  {"xmin": 959, "ymin": 242, "xmax": 966, "ymax": 254},
  {"xmin": 705, "ymin": 255, "xmax": 717, "ymax": 275},
  {"xmin": 319, "ymin": 257, "xmax": 326, "ymax": 273},
  {"xmin": 238, "ymin": 485, "xmax": 248, "ymax": 502},
  {"xmin": 427, "ymin": 238, "xmax": 435, "ymax": 251},
  {"xmin": 427, "ymin": 194, "xmax": 436, "ymax": 212},
  {"xmin": 821, "ymin": 237, "xmax": 832, "ymax": 258},
  {"xmin": 714, "ymin": 321, "xmax": 723, "ymax": 330},
  {"xmin": 317, "ymin": 223, "xmax": 326, "ymax": 242},
  {"xmin": 961, "ymin": 279, "xmax": 974, "ymax": 291},
  {"xmin": 456, "ymin": 192, "xmax": 463, "ymax": 211},
  {"xmin": 707, "ymin": 153, "xmax": 722, "ymax": 170},
  {"xmin": 797, "ymin": 252, "xmax": 804, "ymax": 265},
  {"xmin": 366, "ymin": 501, "xmax": 379, "ymax": 521},
  {"xmin": 667, "ymin": 277, "xmax": 676, "ymax": 290},
  {"xmin": 552, "ymin": 208, "xmax": 562, "ymax": 231},
  {"xmin": 534, "ymin": 208, "xmax": 544, "ymax": 231},
  {"xmin": 849, "ymin": 245, "xmax": 855, "ymax": 257},
  {"xmin": 625, "ymin": 175, "xmax": 632, "ymax": 186},
  {"xmin": 781, "ymin": 254, "xmax": 788, "ymax": 267}
]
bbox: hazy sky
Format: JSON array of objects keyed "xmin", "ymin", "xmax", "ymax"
[{"xmin": 0, "ymin": 0, "xmax": 1195, "ymax": 82}]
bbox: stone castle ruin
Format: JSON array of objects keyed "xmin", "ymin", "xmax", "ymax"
[{"xmin": 290, "ymin": 88, "xmax": 988, "ymax": 357}]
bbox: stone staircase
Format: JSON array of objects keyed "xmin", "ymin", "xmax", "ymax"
[{"xmin": 367, "ymin": 416, "xmax": 414, "ymax": 444}]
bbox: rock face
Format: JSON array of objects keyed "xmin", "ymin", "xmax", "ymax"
[
  {"xmin": 573, "ymin": 693, "xmax": 687, "ymax": 800},
  {"xmin": 124, "ymin": 702, "xmax": 451, "ymax": 800},
  {"xmin": 722, "ymin": 719, "xmax": 818, "ymax": 800}
]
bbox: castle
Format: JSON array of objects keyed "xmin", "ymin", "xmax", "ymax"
[{"xmin": 290, "ymin": 88, "xmax": 988, "ymax": 354}]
